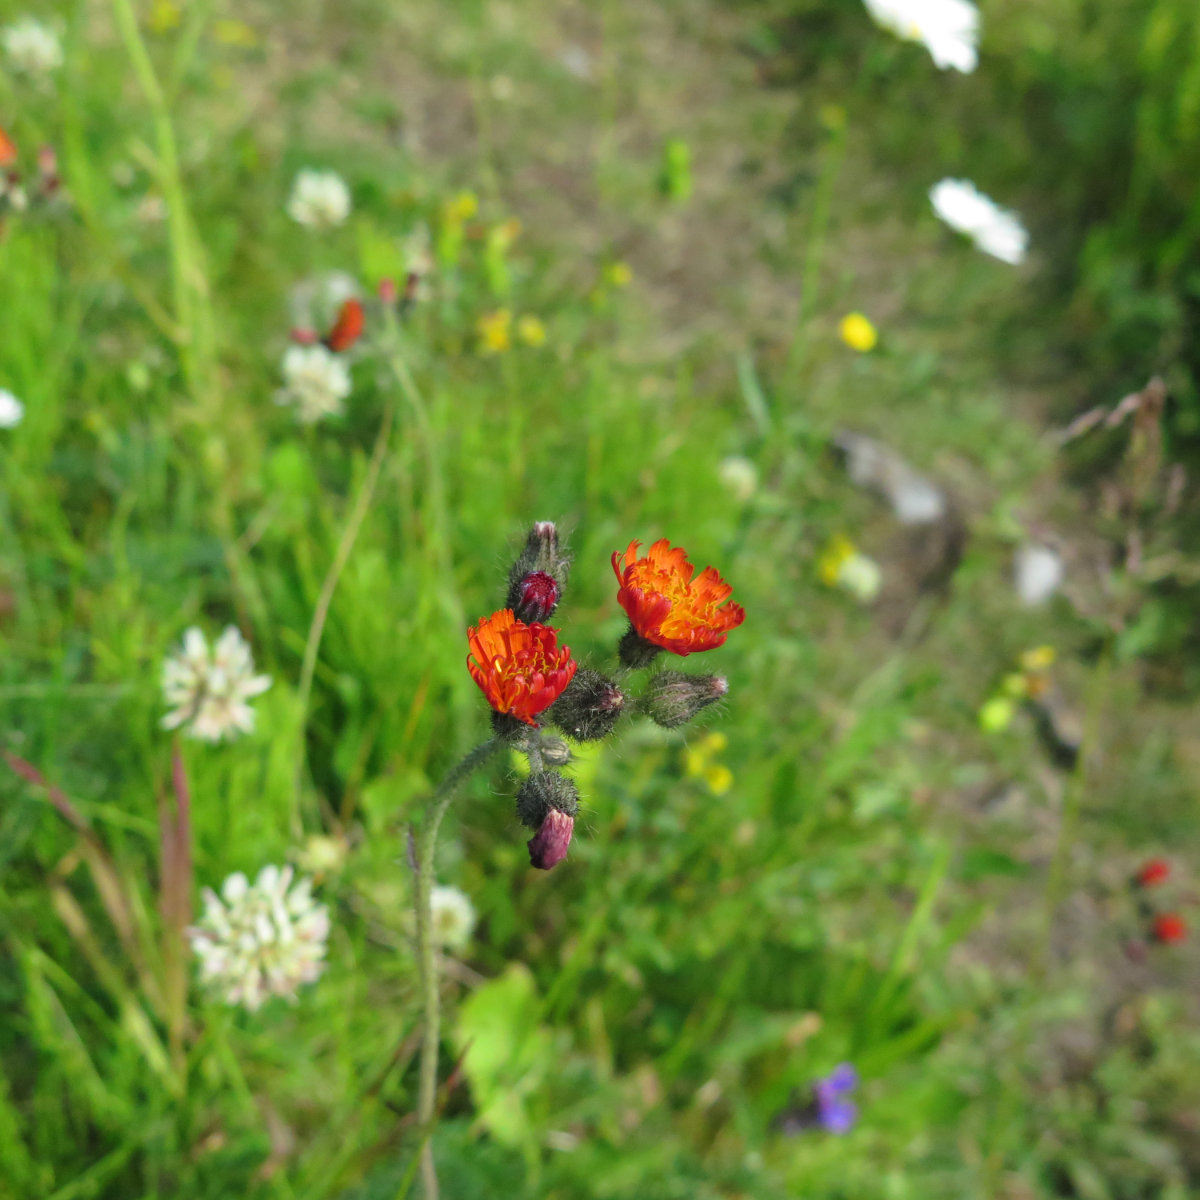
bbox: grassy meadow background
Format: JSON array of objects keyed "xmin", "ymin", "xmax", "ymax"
[{"xmin": 2, "ymin": 0, "xmax": 1200, "ymax": 1196}]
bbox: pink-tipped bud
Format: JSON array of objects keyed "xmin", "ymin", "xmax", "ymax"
[
  {"xmin": 513, "ymin": 571, "xmax": 559, "ymax": 624},
  {"xmin": 528, "ymin": 808, "xmax": 574, "ymax": 871},
  {"xmin": 378, "ymin": 277, "xmax": 398, "ymax": 304},
  {"xmin": 506, "ymin": 522, "xmax": 571, "ymax": 614},
  {"xmin": 640, "ymin": 671, "xmax": 728, "ymax": 729},
  {"xmin": 290, "ymin": 327, "xmax": 319, "ymax": 345}
]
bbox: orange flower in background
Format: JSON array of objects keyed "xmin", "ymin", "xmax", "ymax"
[
  {"xmin": 612, "ymin": 538, "xmax": 745, "ymax": 656},
  {"xmin": 1152, "ymin": 913, "xmax": 1187, "ymax": 945},
  {"xmin": 467, "ymin": 609, "xmax": 576, "ymax": 726},
  {"xmin": 1136, "ymin": 858, "xmax": 1171, "ymax": 888},
  {"xmin": 323, "ymin": 298, "xmax": 365, "ymax": 353},
  {"xmin": 0, "ymin": 126, "xmax": 16, "ymax": 168}
]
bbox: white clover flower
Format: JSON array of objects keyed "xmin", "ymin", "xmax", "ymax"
[
  {"xmin": 277, "ymin": 344, "xmax": 352, "ymax": 423},
  {"xmin": 0, "ymin": 389, "xmax": 23, "ymax": 429},
  {"xmin": 836, "ymin": 552, "xmax": 883, "ymax": 604},
  {"xmin": 930, "ymin": 179, "xmax": 1029, "ymax": 264},
  {"xmin": 161, "ymin": 625, "xmax": 272, "ymax": 742},
  {"xmin": 863, "ymin": 0, "xmax": 979, "ymax": 73},
  {"xmin": 2, "ymin": 18, "xmax": 63, "ymax": 75},
  {"xmin": 717, "ymin": 455, "xmax": 759, "ymax": 502},
  {"xmin": 190, "ymin": 866, "xmax": 330, "ymax": 1011},
  {"xmin": 286, "ymin": 168, "xmax": 351, "ymax": 230},
  {"xmin": 430, "ymin": 885, "xmax": 476, "ymax": 952},
  {"xmin": 1014, "ymin": 543, "xmax": 1063, "ymax": 607}
]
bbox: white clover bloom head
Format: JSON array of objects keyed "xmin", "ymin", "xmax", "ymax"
[
  {"xmin": 837, "ymin": 552, "xmax": 883, "ymax": 604},
  {"xmin": 930, "ymin": 179, "xmax": 1029, "ymax": 264},
  {"xmin": 1014, "ymin": 543, "xmax": 1063, "ymax": 607},
  {"xmin": 430, "ymin": 885, "xmax": 476, "ymax": 952},
  {"xmin": 0, "ymin": 389, "xmax": 23, "ymax": 429},
  {"xmin": 863, "ymin": 0, "xmax": 979, "ymax": 73},
  {"xmin": 190, "ymin": 866, "xmax": 330, "ymax": 1011},
  {"xmin": 717, "ymin": 455, "xmax": 759, "ymax": 502},
  {"xmin": 277, "ymin": 344, "xmax": 352, "ymax": 423},
  {"xmin": 2, "ymin": 18, "xmax": 63, "ymax": 75},
  {"xmin": 286, "ymin": 168, "xmax": 351, "ymax": 230},
  {"xmin": 161, "ymin": 625, "xmax": 272, "ymax": 742}
]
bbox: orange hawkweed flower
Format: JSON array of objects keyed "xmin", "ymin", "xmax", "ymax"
[
  {"xmin": 466, "ymin": 609, "xmax": 576, "ymax": 726},
  {"xmin": 1152, "ymin": 912, "xmax": 1187, "ymax": 945},
  {"xmin": 612, "ymin": 539, "xmax": 745, "ymax": 657}
]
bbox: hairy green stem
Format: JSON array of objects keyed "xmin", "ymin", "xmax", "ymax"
[{"xmin": 412, "ymin": 738, "xmax": 500, "ymax": 1199}]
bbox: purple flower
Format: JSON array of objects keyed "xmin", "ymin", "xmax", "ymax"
[
  {"xmin": 771, "ymin": 1062, "xmax": 860, "ymax": 1137},
  {"xmin": 814, "ymin": 1063, "xmax": 859, "ymax": 1135}
]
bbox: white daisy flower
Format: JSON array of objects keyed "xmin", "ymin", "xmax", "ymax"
[
  {"xmin": 863, "ymin": 0, "xmax": 979, "ymax": 73},
  {"xmin": 0, "ymin": 389, "xmax": 23, "ymax": 429},
  {"xmin": 161, "ymin": 625, "xmax": 272, "ymax": 742},
  {"xmin": 430, "ymin": 885, "xmax": 476, "ymax": 952},
  {"xmin": 189, "ymin": 865, "xmax": 330, "ymax": 1011},
  {"xmin": 2, "ymin": 17, "xmax": 63, "ymax": 75},
  {"xmin": 930, "ymin": 178, "xmax": 1029, "ymax": 264},
  {"xmin": 277, "ymin": 344, "xmax": 352, "ymax": 423},
  {"xmin": 286, "ymin": 168, "xmax": 351, "ymax": 230}
]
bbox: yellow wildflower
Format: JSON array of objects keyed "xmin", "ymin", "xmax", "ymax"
[
  {"xmin": 838, "ymin": 312, "xmax": 878, "ymax": 353},
  {"xmin": 604, "ymin": 261, "xmax": 633, "ymax": 288},
  {"xmin": 477, "ymin": 309, "xmax": 512, "ymax": 354},
  {"xmin": 516, "ymin": 315, "xmax": 546, "ymax": 347},
  {"xmin": 148, "ymin": 0, "xmax": 181, "ymax": 33},
  {"xmin": 817, "ymin": 534, "xmax": 856, "ymax": 587},
  {"xmin": 214, "ymin": 19, "xmax": 259, "ymax": 47},
  {"xmin": 445, "ymin": 191, "xmax": 478, "ymax": 226},
  {"xmin": 1019, "ymin": 645, "xmax": 1056, "ymax": 673},
  {"xmin": 978, "ymin": 695, "xmax": 1016, "ymax": 733},
  {"xmin": 685, "ymin": 732, "xmax": 732, "ymax": 796}
]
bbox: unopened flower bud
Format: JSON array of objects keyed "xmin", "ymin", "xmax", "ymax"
[
  {"xmin": 378, "ymin": 276, "xmax": 398, "ymax": 304},
  {"xmin": 528, "ymin": 808, "xmax": 574, "ymax": 871},
  {"xmin": 549, "ymin": 668, "xmax": 626, "ymax": 741},
  {"xmin": 515, "ymin": 770, "xmax": 579, "ymax": 828},
  {"xmin": 516, "ymin": 771, "xmax": 579, "ymax": 871},
  {"xmin": 640, "ymin": 671, "xmax": 727, "ymax": 729},
  {"xmin": 510, "ymin": 570, "xmax": 559, "ymax": 624},
  {"xmin": 506, "ymin": 521, "xmax": 571, "ymax": 607}
]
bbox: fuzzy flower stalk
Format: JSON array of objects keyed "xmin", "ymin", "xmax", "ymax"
[
  {"xmin": 189, "ymin": 866, "xmax": 329, "ymax": 1010},
  {"xmin": 410, "ymin": 521, "xmax": 743, "ymax": 1199}
]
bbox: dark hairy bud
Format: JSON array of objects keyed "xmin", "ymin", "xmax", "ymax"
[
  {"xmin": 510, "ymin": 571, "xmax": 559, "ymax": 624},
  {"xmin": 516, "ymin": 771, "xmax": 580, "ymax": 871},
  {"xmin": 515, "ymin": 770, "xmax": 579, "ymax": 828},
  {"xmin": 640, "ymin": 671, "xmax": 728, "ymax": 729},
  {"xmin": 548, "ymin": 668, "xmax": 626, "ymax": 742},
  {"xmin": 506, "ymin": 522, "xmax": 571, "ymax": 614}
]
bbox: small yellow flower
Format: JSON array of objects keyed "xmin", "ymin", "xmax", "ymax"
[
  {"xmin": 838, "ymin": 312, "xmax": 878, "ymax": 353},
  {"xmin": 604, "ymin": 261, "xmax": 633, "ymax": 288},
  {"xmin": 445, "ymin": 191, "xmax": 478, "ymax": 226},
  {"xmin": 704, "ymin": 764, "xmax": 734, "ymax": 795},
  {"xmin": 1000, "ymin": 672, "xmax": 1029, "ymax": 699},
  {"xmin": 148, "ymin": 0, "xmax": 182, "ymax": 33},
  {"xmin": 817, "ymin": 534, "xmax": 857, "ymax": 587},
  {"xmin": 494, "ymin": 217, "xmax": 522, "ymax": 247},
  {"xmin": 978, "ymin": 695, "xmax": 1016, "ymax": 733},
  {"xmin": 516, "ymin": 315, "xmax": 546, "ymax": 347},
  {"xmin": 477, "ymin": 309, "xmax": 512, "ymax": 354},
  {"xmin": 1019, "ymin": 645, "xmax": 1056, "ymax": 673},
  {"xmin": 685, "ymin": 732, "xmax": 732, "ymax": 796},
  {"xmin": 214, "ymin": 19, "xmax": 259, "ymax": 47}
]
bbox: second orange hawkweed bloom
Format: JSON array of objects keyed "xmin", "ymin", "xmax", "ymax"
[
  {"xmin": 467, "ymin": 609, "xmax": 576, "ymax": 726},
  {"xmin": 612, "ymin": 539, "xmax": 745, "ymax": 657}
]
